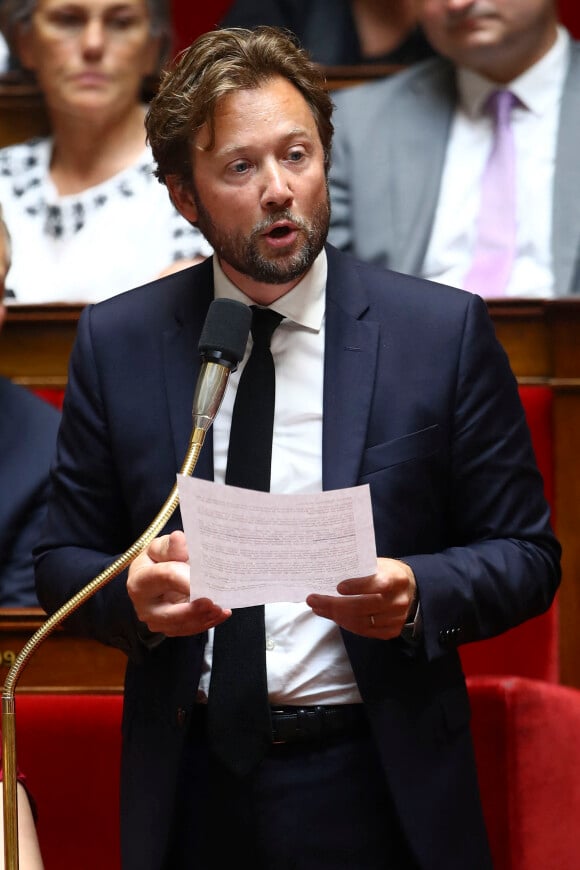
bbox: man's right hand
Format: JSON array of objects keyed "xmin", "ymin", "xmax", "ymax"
[{"xmin": 127, "ymin": 530, "xmax": 231, "ymax": 637}]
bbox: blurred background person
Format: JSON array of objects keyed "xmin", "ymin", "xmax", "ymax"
[
  {"xmin": 0, "ymin": 0, "xmax": 211, "ymax": 304},
  {"xmin": 220, "ymin": 0, "xmax": 436, "ymax": 66},
  {"xmin": 0, "ymin": 204, "xmax": 60, "ymax": 605},
  {"xmin": 0, "ymin": 27, "xmax": 8, "ymax": 70},
  {"xmin": 328, "ymin": 0, "xmax": 580, "ymax": 298},
  {"xmin": 0, "ymin": 762, "xmax": 44, "ymax": 870}
]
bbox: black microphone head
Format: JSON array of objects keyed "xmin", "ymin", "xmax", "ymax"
[{"xmin": 198, "ymin": 298, "xmax": 252, "ymax": 369}]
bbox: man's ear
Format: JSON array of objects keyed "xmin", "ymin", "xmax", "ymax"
[{"xmin": 166, "ymin": 176, "xmax": 199, "ymax": 224}]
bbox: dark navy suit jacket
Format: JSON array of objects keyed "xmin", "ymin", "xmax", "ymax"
[
  {"xmin": 0, "ymin": 377, "xmax": 60, "ymax": 606},
  {"xmin": 35, "ymin": 246, "xmax": 560, "ymax": 869}
]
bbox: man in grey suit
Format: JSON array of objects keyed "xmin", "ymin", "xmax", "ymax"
[{"xmin": 328, "ymin": 0, "xmax": 579, "ymax": 297}]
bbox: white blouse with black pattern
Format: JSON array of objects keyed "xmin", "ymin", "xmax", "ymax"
[{"xmin": 0, "ymin": 137, "xmax": 212, "ymax": 304}]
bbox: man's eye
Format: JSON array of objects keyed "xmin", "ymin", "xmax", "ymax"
[
  {"xmin": 232, "ymin": 161, "xmax": 250, "ymax": 173},
  {"xmin": 288, "ymin": 150, "xmax": 304, "ymax": 163}
]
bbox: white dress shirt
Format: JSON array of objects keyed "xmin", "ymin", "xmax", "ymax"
[
  {"xmin": 197, "ymin": 250, "xmax": 363, "ymax": 705},
  {"xmin": 422, "ymin": 26, "xmax": 570, "ymax": 298},
  {"xmin": 0, "ymin": 139, "xmax": 212, "ymax": 303}
]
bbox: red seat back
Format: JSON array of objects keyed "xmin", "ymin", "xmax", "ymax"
[
  {"xmin": 469, "ymin": 675, "xmax": 580, "ymax": 870},
  {"xmin": 14, "ymin": 694, "xmax": 122, "ymax": 870}
]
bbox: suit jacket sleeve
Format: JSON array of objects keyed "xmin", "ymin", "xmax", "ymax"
[
  {"xmin": 0, "ymin": 382, "xmax": 60, "ymax": 607},
  {"xmin": 34, "ymin": 305, "xmax": 150, "ymax": 661},
  {"xmin": 395, "ymin": 292, "xmax": 561, "ymax": 661}
]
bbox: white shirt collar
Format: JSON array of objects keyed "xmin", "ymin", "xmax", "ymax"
[
  {"xmin": 457, "ymin": 25, "xmax": 570, "ymax": 118},
  {"xmin": 212, "ymin": 248, "xmax": 327, "ymax": 332}
]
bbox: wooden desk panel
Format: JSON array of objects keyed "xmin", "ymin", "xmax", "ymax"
[
  {"xmin": 2, "ymin": 300, "xmax": 580, "ymax": 689},
  {"xmin": 0, "ymin": 79, "xmax": 50, "ymax": 147},
  {"xmin": 1, "ymin": 304, "xmax": 83, "ymax": 388},
  {"xmin": 323, "ymin": 63, "xmax": 404, "ymax": 90},
  {"xmin": 0, "ymin": 609, "xmax": 126, "ymax": 694}
]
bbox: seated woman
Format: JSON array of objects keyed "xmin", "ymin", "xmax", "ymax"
[
  {"xmin": 0, "ymin": 763, "xmax": 44, "ymax": 869},
  {"xmin": 0, "ymin": 0, "xmax": 211, "ymax": 304}
]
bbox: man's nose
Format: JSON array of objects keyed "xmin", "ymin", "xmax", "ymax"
[{"xmin": 260, "ymin": 161, "xmax": 292, "ymax": 208}]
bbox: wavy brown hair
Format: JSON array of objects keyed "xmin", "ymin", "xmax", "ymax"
[{"xmin": 145, "ymin": 26, "xmax": 334, "ymax": 187}]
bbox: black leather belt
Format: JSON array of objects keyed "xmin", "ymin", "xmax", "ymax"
[
  {"xmin": 191, "ymin": 703, "xmax": 366, "ymax": 746},
  {"xmin": 270, "ymin": 704, "xmax": 366, "ymax": 745}
]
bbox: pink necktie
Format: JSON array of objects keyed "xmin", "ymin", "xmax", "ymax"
[{"xmin": 464, "ymin": 90, "xmax": 518, "ymax": 298}]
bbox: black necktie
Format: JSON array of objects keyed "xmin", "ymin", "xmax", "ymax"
[{"xmin": 207, "ymin": 306, "xmax": 284, "ymax": 776}]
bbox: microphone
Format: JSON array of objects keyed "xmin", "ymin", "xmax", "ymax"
[
  {"xmin": 1, "ymin": 296, "xmax": 251, "ymax": 870},
  {"xmin": 192, "ymin": 298, "xmax": 252, "ymax": 432}
]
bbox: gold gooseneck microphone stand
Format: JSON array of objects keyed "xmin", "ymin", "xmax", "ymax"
[{"xmin": 2, "ymin": 298, "xmax": 251, "ymax": 870}]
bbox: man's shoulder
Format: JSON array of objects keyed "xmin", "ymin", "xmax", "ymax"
[
  {"xmin": 0, "ymin": 375, "xmax": 59, "ymax": 416},
  {"xmin": 0, "ymin": 376, "xmax": 60, "ymax": 449},
  {"xmin": 80, "ymin": 259, "xmax": 213, "ymax": 335},
  {"xmin": 325, "ymin": 245, "xmax": 475, "ymax": 318}
]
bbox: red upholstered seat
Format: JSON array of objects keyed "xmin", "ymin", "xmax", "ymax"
[
  {"xmin": 468, "ymin": 676, "xmax": 580, "ymax": 870},
  {"xmin": 13, "ymin": 679, "xmax": 580, "ymax": 870},
  {"xmin": 13, "ymin": 694, "xmax": 122, "ymax": 870}
]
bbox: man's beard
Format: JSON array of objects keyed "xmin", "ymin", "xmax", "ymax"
[{"xmin": 191, "ymin": 187, "xmax": 330, "ymax": 285}]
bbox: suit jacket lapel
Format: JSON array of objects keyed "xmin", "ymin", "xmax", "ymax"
[
  {"xmin": 162, "ymin": 249, "xmax": 380, "ymax": 492},
  {"xmin": 553, "ymin": 43, "xmax": 580, "ymax": 295},
  {"xmin": 323, "ymin": 246, "xmax": 379, "ymax": 491},
  {"xmin": 162, "ymin": 261, "xmax": 215, "ymax": 483}
]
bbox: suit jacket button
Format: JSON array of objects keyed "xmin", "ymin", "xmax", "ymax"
[
  {"xmin": 176, "ymin": 708, "xmax": 187, "ymax": 727},
  {"xmin": 439, "ymin": 629, "xmax": 450, "ymax": 647}
]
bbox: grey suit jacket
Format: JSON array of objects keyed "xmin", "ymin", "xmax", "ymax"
[{"xmin": 328, "ymin": 44, "xmax": 580, "ymax": 295}]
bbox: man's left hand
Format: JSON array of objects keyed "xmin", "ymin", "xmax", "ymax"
[{"xmin": 306, "ymin": 557, "xmax": 417, "ymax": 639}]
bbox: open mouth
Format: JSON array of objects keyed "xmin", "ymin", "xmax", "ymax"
[{"xmin": 268, "ymin": 226, "xmax": 292, "ymax": 239}]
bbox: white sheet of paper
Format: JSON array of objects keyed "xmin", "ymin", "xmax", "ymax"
[{"xmin": 177, "ymin": 475, "xmax": 377, "ymax": 608}]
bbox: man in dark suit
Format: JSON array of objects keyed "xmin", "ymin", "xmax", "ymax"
[
  {"xmin": 35, "ymin": 26, "xmax": 560, "ymax": 870},
  {"xmin": 220, "ymin": 0, "xmax": 435, "ymax": 66},
  {"xmin": 0, "ymin": 206, "xmax": 60, "ymax": 607}
]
